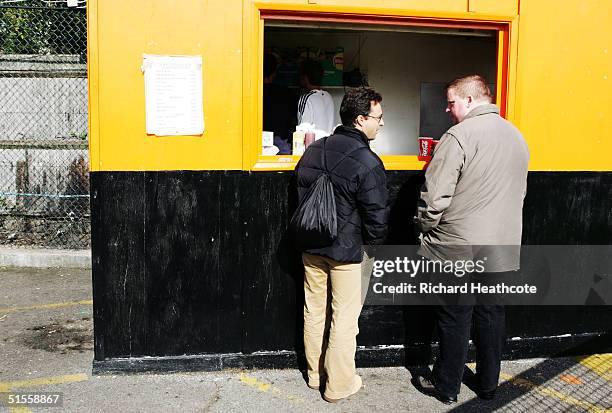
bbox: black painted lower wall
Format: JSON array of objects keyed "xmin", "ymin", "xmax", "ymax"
[{"xmin": 90, "ymin": 171, "xmax": 612, "ymax": 372}]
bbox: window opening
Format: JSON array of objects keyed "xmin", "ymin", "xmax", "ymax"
[{"xmin": 260, "ymin": 18, "xmax": 500, "ymax": 160}]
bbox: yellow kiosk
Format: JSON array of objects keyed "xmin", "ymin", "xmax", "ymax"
[{"xmin": 88, "ymin": 0, "xmax": 612, "ymax": 372}]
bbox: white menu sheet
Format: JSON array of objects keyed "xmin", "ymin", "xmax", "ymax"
[{"xmin": 142, "ymin": 54, "xmax": 204, "ymax": 136}]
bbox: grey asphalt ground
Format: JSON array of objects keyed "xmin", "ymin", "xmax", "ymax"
[{"xmin": 0, "ymin": 266, "xmax": 610, "ymax": 412}]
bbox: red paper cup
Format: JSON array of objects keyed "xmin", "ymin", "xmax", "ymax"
[
  {"xmin": 304, "ymin": 132, "xmax": 315, "ymax": 148},
  {"xmin": 431, "ymin": 139, "xmax": 439, "ymax": 153},
  {"xmin": 418, "ymin": 137, "xmax": 434, "ymax": 157}
]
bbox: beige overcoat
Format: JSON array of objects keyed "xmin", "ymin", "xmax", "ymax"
[{"xmin": 416, "ymin": 104, "xmax": 530, "ymax": 272}]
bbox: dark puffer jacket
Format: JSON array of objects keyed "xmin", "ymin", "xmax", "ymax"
[{"xmin": 295, "ymin": 125, "xmax": 389, "ymax": 263}]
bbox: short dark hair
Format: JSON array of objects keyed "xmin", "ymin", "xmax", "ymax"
[
  {"xmin": 300, "ymin": 59, "xmax": 324, "ymax": 86},
  {"xmin": 446, "ymin": 74, "xmax": 492, "ymax": 103},
  {"xmin": 340, "ymin": 87, "xmax": 383, "ymax": 126},
  {"xmin": 263, "ymin": 53, "xmax": 278, "ymax": 79}
]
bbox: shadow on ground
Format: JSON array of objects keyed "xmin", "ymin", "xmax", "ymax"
[{"xmin": 406, "ymin": 332, "xmax": 612, "ymax": 412}]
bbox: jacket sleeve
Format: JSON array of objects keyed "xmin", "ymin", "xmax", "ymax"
[
  {"xmin": 416, "ymin": 133, "xmax": 465, "ymax": 233},
  {"xmin": 356, "ymin": 164, "xmax": 389, "ymax": 245},
  {"xmin": 294, "ymin": 156, "xmax": 305, "ymax": 201}
]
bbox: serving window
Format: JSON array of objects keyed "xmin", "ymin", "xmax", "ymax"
[{"xmin": 248, "ymin": 11, "xmax": 511, "ymax": 170}]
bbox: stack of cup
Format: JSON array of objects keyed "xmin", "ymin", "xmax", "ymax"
[
  {"xmin": 418, "ymin": 137, "xmax": 438, "ymax": 160},
  {"xmin": 304, "ymin": 131, "xmax": 315, "ymax": 148}
]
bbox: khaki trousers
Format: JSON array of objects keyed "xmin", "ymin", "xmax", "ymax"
[{"xmin": 302, "ymin": 253, "xmax": 363, "ymax": 399}]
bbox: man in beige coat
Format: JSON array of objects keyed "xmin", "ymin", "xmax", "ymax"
[{"xmin": 414, "ymin": 75, "xmax": 529, "ymax": 404}]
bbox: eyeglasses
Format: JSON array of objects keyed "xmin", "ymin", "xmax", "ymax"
[{"xmin": 364, "ymin": 113, "xmax": 383, "ymax": 123}]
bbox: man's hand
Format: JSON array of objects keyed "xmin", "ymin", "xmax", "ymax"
[{"xmin": 412, "ymin": 215, "xmax": 423, "ymax": 241}]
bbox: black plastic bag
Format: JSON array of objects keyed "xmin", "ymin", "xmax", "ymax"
[
  {"xmin": 291, "ymin": 172, "xmax": 337, "ymax": 249},
  {"xmin": 291, "ymin": 138, "xmax": 337, "ymax": 249}
]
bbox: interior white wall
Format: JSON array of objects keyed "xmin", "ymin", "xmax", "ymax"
[{"xmin": 266, "ymin": 29, "xmax": 497, "ymax": 155}]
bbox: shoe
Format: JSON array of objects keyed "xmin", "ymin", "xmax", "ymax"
[
  {"xmin": 477, "ymin": 389, "xmax": 496, "ymax": 400},
  {"xmin": 435, "ymin": 393, "xmax": 458, "ymax": 405},
  {"xmin": 307, "ymin": 383, "xmax": 319, "ymax": 390},
  {"xmin": 323, "ymin": 375, "xmax": 362, "ymax": 403},
  {"xmin": 414, "ymin": 375, "xmax": 436, "ymax": 393},
  {"xmin": 414, "ymin": 376, "xmax": 457, "ymax": 405},
  {"xmin": 322, "ymin": 394, "xmax": 342, "ymax": 403}
]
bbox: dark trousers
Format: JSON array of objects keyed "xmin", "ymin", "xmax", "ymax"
[{"xmin": 433, "ymin": 304, "xmax": 506, "ymax": 396}]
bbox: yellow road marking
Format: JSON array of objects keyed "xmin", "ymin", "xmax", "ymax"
[
  {"xmin": 239, "ymin": 373, "xmax": 272, "ymax": 393},
  {"xmin": 0, "ymin": 300, "xmax": 93, "ymax": 314},
  {"xmin": 0, "ymin": 373, "xmax": 89, "ymax": 389},
  {"xmin": 0, "ymin": 373, "xmax": 88, "ymax": 413},
  {"xmin": 500, "ymin": 373, "xmax": 609, "ymax": 413},
  {"xmin": 1, "ymin": 382, "xmax": 33, "ymax": 413},
  {"xmin": 9, "ymin": 407, "xmax": 31, "ymax": 413},
  {"xmin": 577, "ymin": 354, "xmax": 612, "ymax": 383},
  {"xmin": 239, "ymin": 373, "xmax": 304, "ymax": 404}
]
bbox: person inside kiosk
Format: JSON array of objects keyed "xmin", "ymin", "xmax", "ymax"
[
  {"xmin": 263, "ymin": 52, "xmax": 297, "ymax": 155},
  {"xmin": 297, "ymin": 59, "xmax": 336, "ymax": 141}
]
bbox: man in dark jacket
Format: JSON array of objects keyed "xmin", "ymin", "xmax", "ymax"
[{"xmin": 295, "ymin": 87, "xmax": 388, "ymax": 402}]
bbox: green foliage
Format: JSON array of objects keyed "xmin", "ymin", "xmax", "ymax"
[
  {"xmin": 0, "ymin": 3, "xmax": 86, "ymax": 56},
  {"xmin": 0, "ymin": 6, "xmax": 47, "ymax": 54}
]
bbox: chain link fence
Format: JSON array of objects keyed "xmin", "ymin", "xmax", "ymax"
[{"xmin": 0, "ymin": 0, "xmax": 88, "ymax": 249}]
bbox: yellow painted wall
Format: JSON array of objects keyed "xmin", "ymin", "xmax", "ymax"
[
  {"xmin": 89, "ymin": 0, "xmax": 612, "ymax": 172},
  {"xmin": 303, "ymin": 0, "xmax": 466, "ymax": 13},
  {"xmin": 88, "ymin": 0, "xmax": 520, "ymax": 172},
  {"xmin": 469, "ymin": 0, "xmax": 517, "ymax": 15},
  {"xmin": 515, "ymin": 0, "xmax": 612, "ymax": 171},
  {"xmin": 297, "ymin": 0, "xmax": 518, "ymax": 15},
  {"xmin": 88, "ymin": 0, "xmax": 243, "ymax": 171}
]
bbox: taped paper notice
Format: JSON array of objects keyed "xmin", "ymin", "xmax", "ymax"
[{"xmin": 142, "ymin": 54, "xmax": 204, "ymax": 136}]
